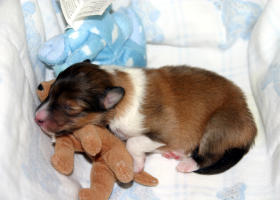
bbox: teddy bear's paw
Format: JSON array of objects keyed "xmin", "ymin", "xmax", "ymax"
[
  {"xmin": 134, "ymin": 171, "xmax": 159, "ymax": 187},
  {"xmin": 81, "ymin": 135, "xmax": 102, "ymax": 156},
  {"xmin": 51, "ymin": 153, "xmax": 74, "ymax": 175},
  {"xmin": 79, "ymin": 188, "xmax": 94, "ymax": 200},
  {"xmin": 114, "ymin": 160, "xmax": 134, "ymax": 183}
]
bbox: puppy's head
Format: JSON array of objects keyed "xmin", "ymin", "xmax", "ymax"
[{"xmin": 35, "ymin": 62, "xmax": 124, "ymax": 136}]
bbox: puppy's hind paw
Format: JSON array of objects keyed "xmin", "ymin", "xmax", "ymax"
[{"xmin": 176, "ymin": 158, "xmax": 199, "ymax": 173}]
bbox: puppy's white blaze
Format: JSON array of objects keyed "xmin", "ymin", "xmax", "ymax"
[
  {"xmin": 109, "ymin": 67, "xmax": 147, "ymax": 137},
  {"xmin": 36, "ymin": 101, "xmax": 56, "ymax": 138},
  {"xmin": 35, "ymin": 101, "xmax": 49, "ymax": 118}
]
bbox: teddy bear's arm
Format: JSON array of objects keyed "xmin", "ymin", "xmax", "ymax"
[
  {"xmin": 74, "ymin": 124, "xmax": 102, "ymax": 156},
  {"xmin": 102, "ymin": 144, "xmax": 134, "ymax": 183},
  {"xmin": 134, "ymin": 171, "xmax": 158, "ymax": 186},
  {"xmin": 51, "ymin": 136, "xmax": 76, "ymax": 175},
  {"xmin": 91, "ymin": 126, "xmax": 134, "ymax": 183}
]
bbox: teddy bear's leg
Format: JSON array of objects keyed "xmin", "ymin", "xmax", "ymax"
[
  {"xmin": 74, "ymin": 125, "xmax": 102, "ymax": 156},
  {"xmin": 134, "ymin": 171, "xmax": 159, "ymax": 186},
  {"xmin": 51, "ymin": 136, "xmax": 75, "ymax": 175},
  {"xmin": 102, "ymin": 146, "xmax": 134, "ymax": 183},
  {"xmin": 79, "ymin": 161, "xmax": 116, "ymax": 200}
]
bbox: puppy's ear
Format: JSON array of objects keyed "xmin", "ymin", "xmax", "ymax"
[
  {"xmin": 83, "ymin": 59, "xmax": 99, "ymax": 68},
  {"xmin": 83, "ymin": 59, "xmax": 91, "ymax": 63},
  {"xmin": 99, "ymin": 87, "xmax": 125, "ymax": 110}
]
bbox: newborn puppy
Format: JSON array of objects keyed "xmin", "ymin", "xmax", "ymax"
[{"xmin": 35, "ymin": 61, "xmax": 257, "ymax": 174}]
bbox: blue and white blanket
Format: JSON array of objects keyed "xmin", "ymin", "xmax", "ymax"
[{"xmin": 0, "ymin": 0, "xmax": 279, "ymax": 199}]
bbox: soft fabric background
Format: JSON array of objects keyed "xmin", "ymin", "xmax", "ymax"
[{"xmin": 0, "ymin": 0, "xmax": 279, "ymax": 199}]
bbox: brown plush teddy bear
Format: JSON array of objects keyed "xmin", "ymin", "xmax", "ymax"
[{"xmin": 37, "ymin": 80, "xmax": 158, "ymax": 200}]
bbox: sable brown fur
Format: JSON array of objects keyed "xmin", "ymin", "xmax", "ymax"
[{"xmin": 141, "ymin": 66, "xmax": 256, "ymax": 171}]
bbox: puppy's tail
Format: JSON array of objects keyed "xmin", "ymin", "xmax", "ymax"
[
  {"xmin": 192, "ymin": 104, "xmax": 256, "ymax": 175},
  {"xmin": 193, "ymin": 147, "xmax": 249, "ymax": 175}
]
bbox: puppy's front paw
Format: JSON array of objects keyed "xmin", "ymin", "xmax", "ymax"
[{"xmin": 133, "ymin": 156, "xmax": 145, "ymax": 173}]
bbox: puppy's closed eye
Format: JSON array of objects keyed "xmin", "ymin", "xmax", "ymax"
[{"xmin": 63, "ymin": 100, "xmax": 83, "ymax": 116}]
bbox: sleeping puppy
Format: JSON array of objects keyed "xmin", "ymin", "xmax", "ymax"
[{"xmin": 35, "ymin": 61, "xmax": 257, "ymax": 174}]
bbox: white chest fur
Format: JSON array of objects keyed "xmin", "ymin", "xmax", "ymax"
[{"xmin": 107, "ymin": 67, "xmax": 147, "ymax": 139}]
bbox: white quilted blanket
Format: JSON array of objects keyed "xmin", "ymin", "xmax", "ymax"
[{"xmin": 0, "ymin": 0, "xmax": 279, "ymax": 199}]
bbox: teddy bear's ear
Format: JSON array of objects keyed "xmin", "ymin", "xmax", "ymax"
[{"xmin": 37, "ymin": 79, "xmax": 55, "ymax": 102}]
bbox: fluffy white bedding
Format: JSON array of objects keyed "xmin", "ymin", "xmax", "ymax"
[{"xmin": 0, "ymin": 0, "xmax": 279, "ymax": 199}]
